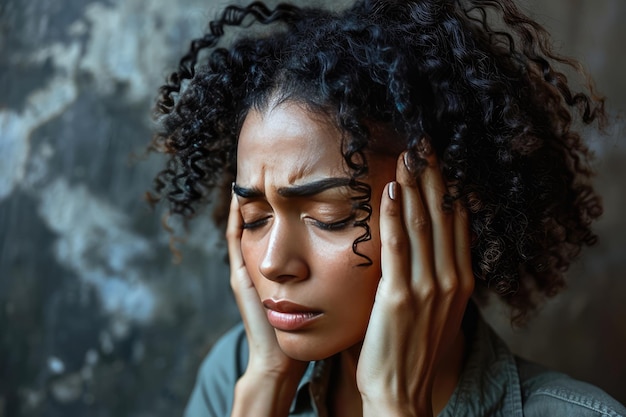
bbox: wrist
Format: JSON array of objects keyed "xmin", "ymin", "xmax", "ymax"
[
  {"xmin": 243, "ymin": 359, "xmax": 308, "ymax": 387},
  {"xmin": 231, "ymin": 367, "xmax": 306, "ymax": 417}
]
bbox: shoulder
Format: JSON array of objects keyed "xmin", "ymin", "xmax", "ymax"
[
  {"xmin": 197, "ymin": 322, "xmax": 249, "ymax": 382},
  {"xmin": 518, "ymin": 358, "xmax": 626, "ymax": 417},
  {"xmin": 184, "ymin": 323, "xmax": 249, "ymax": 417}
]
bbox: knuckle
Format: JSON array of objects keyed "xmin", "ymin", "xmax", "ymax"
[
  {"xmin": 439, "ymin": 276, "xmax": 459, "ymax": 297},
  {"xmin": 382, "ymin": 233, "xmax": 408, "ymax": 253},
  {"xmin": 413, "ymin": 280, "xmax": 437, "ymax": 302},
  {"xmin": 385, "ymin": 290, "xmax": 413, "ymax": 311},
  {"xmin": 410, "ymin": 216, "xmax": 431, "ymax": 233},
  {"xmin": 377, "ymin": 281, "xmax": 413, "ymax": 311},
  {"xmin": 225, "ymin": 227, "xmax": 240, "ymax": 242},
  {"xmin": 229, "ymin": 271, "xmax": 239, "ymax": 287},
  {"xmin": 229, "ymin": 271, "xmax": 248, "ymax": 293},
  {"xmin": 229, "ymin": 275, "xmax": 238, "ymax": 292}
]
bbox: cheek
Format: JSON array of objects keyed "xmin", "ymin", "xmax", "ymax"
[
  {"xmin": 311, "ymin": 230, "xmax": 381, "ymax": 278},
  {"xmin": 319, "ymin": 235, "xmax": 382, "ymax": 299}
]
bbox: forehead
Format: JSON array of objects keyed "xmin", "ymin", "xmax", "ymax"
[{"xmin": 236, "ymin": 102, "xmax": 347, "ymax": 185}]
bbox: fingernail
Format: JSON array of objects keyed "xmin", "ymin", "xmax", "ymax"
[
  {"xmin": 388, "ymin": 181, "xmax": 397, "ymax": 200},
  {"xmin": 403, "ymin": 151, "xmax": 416, "ymax": 173}
]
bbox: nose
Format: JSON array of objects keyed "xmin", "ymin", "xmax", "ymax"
[{"xmin": 259, "ymin": 218, "xmax": 309, "ymax": 282}]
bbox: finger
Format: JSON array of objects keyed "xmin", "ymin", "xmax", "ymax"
[
  {"xmin": 364, "ymin": 181, "xmax": 410, "ymax": 365},
  {"xmin": 226, "ymin": 194, "xmax": 248, "ymax": 281},
  {"xmin": 453, "ymin": 200, "xmax": 475, "ymax": 296},
  {"xmin": 417, "ymin": 147, "xmax": 457, "ymax": 295},
  {"xmin": 378, "ymin": 181, "xmax": 411, "ymax": 296},
  {"xmin": 396, "ymin": 151, "xmax": 434, "ymax": 287},
  {"xmin": 226, "ymin": 195, "xmax": 269, "ymax": 333}
]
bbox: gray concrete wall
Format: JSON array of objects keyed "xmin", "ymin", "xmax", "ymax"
[{"xmin": 0, "ymin": 0, "xmax": 624, "ymax": 416}]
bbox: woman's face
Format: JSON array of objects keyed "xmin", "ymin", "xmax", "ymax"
[{"xmin": 236, "ymin": 101, "xmax": 396, "ymax": 361}]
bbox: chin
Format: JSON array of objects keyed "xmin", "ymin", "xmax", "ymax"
[{"xmin": 276, "ymin": 330, "xmax": 360, "ymax": 361}]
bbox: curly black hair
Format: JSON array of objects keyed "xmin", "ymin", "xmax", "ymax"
[{"xmin": 148, "ymin": 0, "xmax": 605, "ymax": 324}]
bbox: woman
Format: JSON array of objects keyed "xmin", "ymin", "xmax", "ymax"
[{"xmin": 149, "ymin": 0, "xmax": 626, "ymax": 415}]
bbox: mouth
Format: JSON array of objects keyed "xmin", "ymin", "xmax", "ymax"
[{"xmin": 262, "ymin": 299, "xmax": 323, "ymax": 331}]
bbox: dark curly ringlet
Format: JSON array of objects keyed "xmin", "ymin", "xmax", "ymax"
[{"xmin": 148, "ymin": 0, "xmax": 605, "ymax": 325}]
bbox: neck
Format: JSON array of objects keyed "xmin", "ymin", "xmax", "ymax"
[{"xmin": 328, "ymin": 330, "xmax": 466, "ymax": 417}]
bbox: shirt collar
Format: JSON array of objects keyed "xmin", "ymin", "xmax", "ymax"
[
  {"xmin": 290, "ymin": 358, "xmax": 332, "ymax": 415},
  {"xmin": 439, "ymin": 314, "xmax": 524, "ymax": 417}
]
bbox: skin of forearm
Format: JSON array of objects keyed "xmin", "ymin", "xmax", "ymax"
[{"xmin": 361, "ymin": 392, "xmax": 433, "ymax": 417}]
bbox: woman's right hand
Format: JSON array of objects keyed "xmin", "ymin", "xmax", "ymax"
[{"xmin": 226, "ymin": 194, "xmax": 307, "ymax": 417}]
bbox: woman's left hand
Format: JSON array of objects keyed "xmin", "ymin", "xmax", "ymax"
[{"xmin": 357, "ymin": 146, "xmax": 475, "ymax": 416}]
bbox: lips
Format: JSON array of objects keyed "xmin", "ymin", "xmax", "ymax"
[{"xmin": 262, "ymin": 299, "xmax": 322, "ymax": 331}]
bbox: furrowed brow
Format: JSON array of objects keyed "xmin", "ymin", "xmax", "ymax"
[
  {"xmin": 232, "ymin": 184, "xmax": 263, "ymax": 199},
  {"xmin": 277, "ymin": 177, "xmax": 352, "ymax": 198},
  {"xmin": 233, "ymin": 177, "xmax": 352, "ymax": 199}
]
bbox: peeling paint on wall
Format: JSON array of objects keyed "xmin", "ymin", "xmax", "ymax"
[
  {"xmin": 38, "ymin": 179, "xmax": 156, "ymax": 323},
  {"xmin": 0, "ymin": 75, "xmax": 78, "ymax": 200}
]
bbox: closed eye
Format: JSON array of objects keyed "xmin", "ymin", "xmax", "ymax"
[
  {"xmin": 312, "ymin": 215, "xmax": 355, "ymax": 231},
  {"xmin": 241, "ymin": 217, "xmax": 271, "ymax": 230}
]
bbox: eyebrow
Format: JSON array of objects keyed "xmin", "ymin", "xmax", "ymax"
[{"xmin": 233, "ymin": 177, "xmax": 352, "ymax": 199}]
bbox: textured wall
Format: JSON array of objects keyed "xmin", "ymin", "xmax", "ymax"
[{"xmin": 0, "ymin": 0, "xmax": 624, "ymax": 416}]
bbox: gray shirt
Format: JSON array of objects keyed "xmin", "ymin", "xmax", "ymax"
[{"xmin": 184, "ymin": 317, "xmax": 626, "ymax": 416}]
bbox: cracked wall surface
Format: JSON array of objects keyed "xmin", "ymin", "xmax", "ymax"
[{"xmin": 1, "ymin": 0, "xmax": 625, "ymax": 416}]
